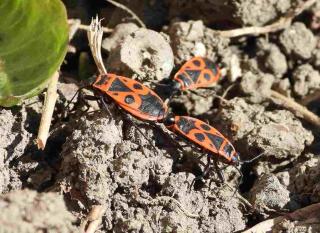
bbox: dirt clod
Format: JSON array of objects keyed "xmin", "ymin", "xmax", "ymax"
[
  {"xmin": 257, "ymin": 39, "xmax": 288, "ymax": 78},
  {"xmin": 168, "ymin": 20, "xmax": 229, "ymax": 64},
  {"xmin": 107, "ymin": 28, "xmax": 174, "ymax": 80},
  {"xmin": 102, "ymin": 23, "xmax": 139, "ymax": 53},
  {"xmin": 288, "ymin": 155, "xmax": 320, "ymax": 203},
  {"xmin": 249, "ymin": 174, "xmax": 290, "ymax": 215},
  {"xmin": 217, "ymin": 98, "xmax": 314, "ymax": 168},
  {"xmin": 292, "ymin": 64, "xmax": 320, "ymax": 98},
  {"xmin": 279, "ymin": 22, "xmax": 317, "ymax": 60},
  {"xmin": 0, "ymin": 190, "xmax": 77, "ymax": 233},
  {"xmin": 54, "ymin": 110, "xmax": 247, "ymax": 233},
  {"xmin": 233, "ymin": 0, "xmax": 291, "ymax": 26},
  {"xmin": 57, "ymin": 112, "xmax": 122, "ymax": 206},
  {"xmin": 240, "ymin": 71, "xmax": 275, "ymax": 103}
]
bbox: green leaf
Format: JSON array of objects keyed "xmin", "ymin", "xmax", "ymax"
[{"xmin": 0, "ymin": 0, "xmax": 68, "ymax": 107}]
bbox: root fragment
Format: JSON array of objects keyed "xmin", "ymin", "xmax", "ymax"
[
  {"xmin": 269, "ymin": 90, "xmax": 320, "ymax": 128},
  {"xmin": 214, "ymin": 0, "xmax": 317, "ymax": 38},
  {"xmin": 80, "ymin": 205, "xmax": 107, "ymax": 233}
]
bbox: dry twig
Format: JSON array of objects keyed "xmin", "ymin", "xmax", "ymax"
[
  {"xmin": 242, "ymin": 203, "xmax": 320, "ymax": 233},
  {"xmin": 105, "ymin": 0, "xmax": 146, "ymax": 28},
  {"xmin": 36, "ymin": 72, "xmax": 59, "ymax": 149},
  {"xmin": 80, "ymin": 205, "xmax": 106, "ymax": 233},
  {"xmin": 269, "ymin": 90, "xmax": 320, "ymax": 128},
  {"xmin": 68, "ymin": 19, "xmax": 113, "ymax": 33},
  {"xmin": 37, "ymin": 18, "xmax": 82, "ymax": 149},
  {"xmin": 215, "ymin": 0, "xmax": 317, "ymax": 38}
]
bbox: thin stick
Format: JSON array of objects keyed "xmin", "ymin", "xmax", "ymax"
[
  {"xmin": 36, "ymin": 72, "xmax": 59, "ymax": 149},
  {"xmin": 242, "ymin": 203, "xmax": 320, "ymax": 233},
  {"xmin": 242, "ymin": 217, "xmax": 284, "ymax": 233},
  {"xmin": 105, "ymin": 0, "xmax": 146, "ymax": 28},
  {"xmin": 215, "ymin": 0, "xmax": 317, "ymax": 38},
  {"xmin": 68, "ymin": 19, "xmax": 113, "ymax": 33},
  {"xmin": 68, "ymin": 19, "xmax": 81, "ymax": 40},
  {"xmin": 37, "ymin": 18, "xmax": 81, "ymax": 150},
  {"xmin": 270, "ymin": 90, "xmax": 320, "ymax": 128},
  {"xmin": 80, "ymin": 205, "xmax": 106, "ymax": 233}
]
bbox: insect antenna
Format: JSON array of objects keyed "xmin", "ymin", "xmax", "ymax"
[
  {"xmin": 239, "ymin": 151, "xmax": 267, "ymax": 164},
  {"xmin": 189, "ymin": 90, "xmax": 230, "ymax": 105}
]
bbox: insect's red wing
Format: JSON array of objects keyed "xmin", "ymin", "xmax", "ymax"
[
  {"xmin": 172, "ymin": 116, "xmax": 236, "ymax": 162},
  {"xmin": 173, "ymin": 57, "xmax": 221, "ymax": 91},
  {"xmin": 93, "ymin": 74, "xmax": 167, "ymax": 121}
]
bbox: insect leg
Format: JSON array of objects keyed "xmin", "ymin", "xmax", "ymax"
[
  {"xmin": 99, "ymin": 95, "xmax": 112, "ymax": 119},
  {"xmin": 188, "ymin": 155, "xmax": 212, "ymax": 190},
  {"xmin": 121, "ymin": 113, "xmax": 159, "ymax": 153},
  {"xmin": 65, "ymin": 85, "xmax": 92, "ymax": 113},
  {"xmin": 213, "ymin": 161, "xmax": 225, "ymax": 183}
]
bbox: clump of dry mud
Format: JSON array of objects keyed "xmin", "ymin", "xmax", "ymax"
[{"xmin": 1, "ymin": 0, "xmax": 320, "ymax": 232}]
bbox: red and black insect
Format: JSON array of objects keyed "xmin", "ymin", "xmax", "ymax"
[
  {"xmin": 171, "ymin": 57, "xmax": 221, "ymax": 92},
  {"xmin": 92, "ymin": 73, "xmax": 168, "ymax": 121},
  {"xmin": 163, "ymin": 114, "xmax": 239, "ymax": 165}
]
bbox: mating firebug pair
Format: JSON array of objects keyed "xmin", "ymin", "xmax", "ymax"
[{"xmin": 91, "ymin": 57, "xmax": 239, "ymax": 165}]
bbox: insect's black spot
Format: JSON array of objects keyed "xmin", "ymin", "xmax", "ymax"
[
  {"xmin": 223, "ymin": 143, "xmax": 234, "ymax": 158},
  {"xmin": 133, "ymin": 83, "xmax": 143, "ymax": 90},
  {"xmin": 204, "ymin": 73, "xmax": 211, "ymax": 81},
  {"xmin": 125, "ymin": 95, "xmax": 135, "ymax": 104},
  {"xmin": 177, "ymin": 117, "xmax": 196, "ymax": 134},
  {"xmin": 205, "ymin": 133, "xmax": 224, "ymax": 150},
  {"xmin": 200, "ymin": 123, "xmax": 211, "ymax": 131},
  {"xmin": 211, "ymin": 66, "xmax": 218, "ymax": 76},
  {"xmin": 185, "ymin": 70, "xmax": 201, "ymax": 83},
  {"xmin": 138, "ymin": 92, "xmax": 167, "ymax": 118},
  {"xmin": 195, "ymin": 133, "xmax": 205, "ymax": 142},
  {"xmin": 109, "ymin": 78, "xmax": 131, "ymax": 92},
  {"xmin": 193, "ymin": 60, "xmax": 201, "ymax": 67}
]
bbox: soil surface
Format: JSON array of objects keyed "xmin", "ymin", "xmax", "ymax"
[{"xmin": 1, "ymin": 0, "xmax": 320, "ymax": 232}]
